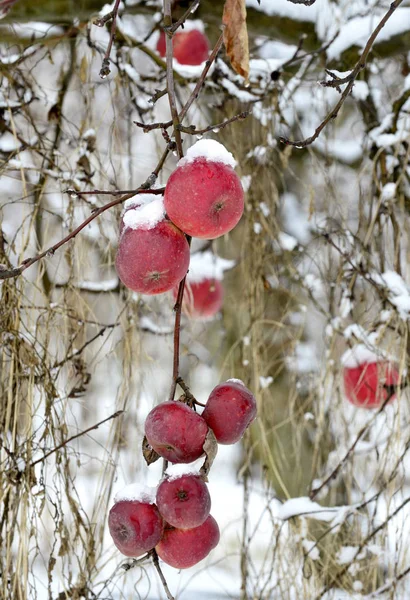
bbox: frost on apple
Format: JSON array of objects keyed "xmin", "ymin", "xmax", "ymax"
[
  {"xmin": 164, "ymin": 140, "xmax": 244, "ymax": 239},
  {"xmin": 202, "ymin": 380, "xmax": 257, "ymax": 444},
  {"xmin": 108, "ymin": 500, "xmax": 164, "ymax": 557},
  {"xmin": 156, "ymin": 21, "xmax": 209, "ymax": 66},
  {"xmin": 115, "ymin": 195, "xmax": 190, "ymax": 295},
  {"xmin": 156, "ymin": 473, "xmax": 211, "ymax": 528},
  {"xmin": 144, "ymin": 401, "xmax": 208, "ymax": 463},
  {"xmin": 155, "ymin": 515, "xmax": 220, "ymax": 569}
]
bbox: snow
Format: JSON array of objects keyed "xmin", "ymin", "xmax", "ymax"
[
  {"xmin": 122, "ymin": 195, "xmax": 165, "ymax": 231},
  {"xmin": 259, "ymin": 376, "xmax": 273, "ymax": 389},
  {"xmin": 336, "ymin": 546, "xmax": 359, "ymax": 565},
  {"xmin": 302, "ymin": 539, "xmax": 320, "ymax": 561},
  {"xmin": 381, "ymin": 182, "xmax": 397, "ymax": 202},
  {"xmin": 341, "ymin": 344, "xmax": 388, "ymax": 368},
  {"xmin": 0, "ymin": 132, "xmax": 21, "ymax": 152},
  {"xmin": 178, "ymin": 139, "xmax": 237, "ymax": 169},
  {"xmin": 74, "ymin": 278, "xmax": 119, "ymax": 292},
  {"xmin": 327, "ymin": 9, "xmax": 410, "ymax": 60},
  {"xmin": 177, "ymin": 19, "xmax": 205, "ymax": 34},
  {"xmin": 277, "ymin": 497, "xmax": 349, "ymax": 522},
  {"xmin": 372, "ymin": 271, "xmax": 410, "ymax": 319},
  {"xmin": 226, "ymin": 378, "xmax": 246, "ymax": 386},
  {"xmin": 114, "ymin": 483, "xmax": 157, "ymax": 504},
  {"xmin": 2, "ymin": 22, "xmax": 64, "ymax": 39},
  {"xmin": 187, "ymin": 251, "xmax": 235, "ymax": 284},
  {"xmin": 278, "ymin": 232, "xmax": 298, "ymax": 251},
  {"xmin": 165, "ymin": 462, "xmax": 202, "ymax": 481}
]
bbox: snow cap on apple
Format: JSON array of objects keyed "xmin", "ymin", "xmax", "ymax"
[{"xmin": 164, "ymin": 140, "xmax": 244, "ymax": 239}]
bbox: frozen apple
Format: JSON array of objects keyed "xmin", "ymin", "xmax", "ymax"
[
  {"xmin": 145, "ymin": 401, "xmax": 208, "ymax": 463},
  {"xmin": 156, "ymin": 474, "xmax": 211, "ymax": 529},
  {"xmin": 115, "ymin": 195, "xmax": 190, "ymax": 294},
  {"xmin": 202, "ymin": 379, "xmax": 257, "ymax": 444},
  {"xmin": 108, "ymin": 500, "xmax": 164, "ymax": 557},
  {"xmin": 343, "ymin": 361, "xmax": 400, "ymax": 408},
  {"xmin": 157, "ymin": 22, "xmax": 209, "ymax": 66},
  {"xmin": 164, "ymin": 140, "xmax": 244, "ymax": 239},
  {"xmin": 156, "ymin": 515, "xmax": 220, "ymax": 569}
]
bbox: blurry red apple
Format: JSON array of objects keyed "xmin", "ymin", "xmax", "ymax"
[
  {"xmin": 343, "ymin": 361, "xmax": 400, "ymax": 408},
  {"xmin": 164, "ymin": 140, "xmax": 244, "ymax": 239},
  {"xmin": 202, "ymin": 379, "xmax": 257, "ymax": 444},
  {"xmin": 108, "ymin": 500, "xmax": 164, "ymax": 557},
  {"xmin": 145, "ymin": 401, "xmax": 208, "ymax": 463},
  {"xmin": 156, "ymin": 474, "xmax": 211, "ymax": 529},
  {"xmin": 157, "ymin": 27, "xmax": 209, "ymax": 65},
  {"xmin": 156, "ymin": 515, "xmax": 220, "ymax": 569},
  {"xmin": 173, "ymin": 278, "xmax": 223, "ymax": 318}
]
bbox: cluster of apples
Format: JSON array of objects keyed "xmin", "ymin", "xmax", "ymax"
[
  {"xmin": 109, "ymin": 379, "xmax": 257, "ymax": 568},
  {"xmin": 115, "ymin": 139, "xmax": 244, "ymax": 309}
]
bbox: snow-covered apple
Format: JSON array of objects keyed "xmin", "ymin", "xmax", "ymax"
[
  {"xmin": 108, "ymin": 500, "xmax": 164, "ymax": 557},
  {"xmin": 164, "ymin": 140, "xmax": 244, "ymax": 239},
  {"xmin": 156, "ymin": 473, "xmax": 211, "ymax": 529},
  {"xmin": 145, "ymin": 401, "xmax": 208, "ymax": 463},
  {"xmin": 115, "ymin": 195, "xmax": 190, "ymax": 294},
  {"xmin": 156, "ymin": 515, "xmax": 220, "ymax": 569},
  {"xmin": 156, "ymin": 22, "xmax": 209, "ymax": 65},
  {"xmin": 202, "ymin": 379, "xmax": 257, "ymax": 444}
]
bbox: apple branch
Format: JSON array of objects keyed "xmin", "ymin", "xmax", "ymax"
[
  {"xmin": 97, "ymin": 0, "xmax": 122, "ymax": 79},
  {"xmin": 279, "ymin": 0, "xmax": 404, "ymax": 148}
]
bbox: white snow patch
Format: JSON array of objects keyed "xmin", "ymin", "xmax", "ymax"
[
  {"xmin": 178, "ymin": 139, "xmax": 237, "ymax": 169},
  {"xmin": 278, "ymin": 232, "xmax": 298, "ymax": 251},
  {"xmin": 341, "ymin": 344, "xmax": 388, "ymax": 368},
  {"xmin": 187, "ymin": 251, "xmax": 235, "ymax": 284},
  {"xmin": 241, "ymin": 175, "xmax": 252, "ymax": 192},
  {"xmin": 226, "ymin": 378, "xmax": 246, "ymax": 386},
  {"xmin": 176, "ymin": 19, "xmax": 205, "ymax": 33},
  {"xmin": 372, "ymin": 270, "xmax": 410, "ymax": 319},
  {"xmin": 277, "ymin": 497, "xmax": 346, "ymax": 522},
  {"xmin": 302, "ymin": 539, "xmax": 320, "ymax": 561},
  {"xmin": 122, "ymin": 195, "xmax": 165, "ymax": 231},
  {"xmin": 259, "ymin": 376, "xmax": 273, "ymax": 389},
  {"xmin": 336, "ymin": 546, "xmax": 359, "ymax": 565},
  {"xmin": 74, "ymin": 278, "xmax": 119, "ymax": 292},
  {"xmin": 253, "ymin": 222, "xmax": 262, "ymax": 234},
  {"xmin": 381, "ymin": 183, "xmax": 397, "ymax": 202},
  {"xmin": 165, "ymin": 462, "xmax": 202, "ymax": 481},
  {"xmin": 114, "ymin": 483, "xmax": 156, "ymax": 504}
]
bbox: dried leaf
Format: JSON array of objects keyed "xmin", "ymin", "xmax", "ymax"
[
  {"xmin": 222, "ymin": 0, "xmax": 249, "ymax": 81},
  {"xmin": 199, "ymin": 428, "xmax": 218, "ymax": 479},
  {"xmin": 142, "ymin": 435, "xmax": 160, "ymax": 466}
]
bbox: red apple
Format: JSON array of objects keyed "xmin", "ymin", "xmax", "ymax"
[
  {"xmin": 108, "ymin": 500, "xmax": 164, "ymax": 557},
  {"xmin": 157, "ymin": 28, "xmax": 209, "ymax": 66},
  {"xmin": 343, "ymin": 361, "xmax": 400, "ymax": 408},
  {"xmin": 156, "ymin": 515, "xmax": 220, "ymax": 569},
  {"xmin": 164, "ymin": 140, "xmax": 244, "ymax": 239},
  {"xmin": 202, "ymin": 379, "xmax": 257, "ymax": 444},
  {"xmin": 145, "ymin": 401, "xmax": 208, "ymax": 463},
  {"xmin": 115, "ymin": 197, "xmax": 190, "ymax": 294},
  {"xmin": 156, "ymin": 474, "xmax": 211, "ymax": 529},
  {"xmin": 173, "ymin": 278, "xmax": 223, "ymax": 318}
]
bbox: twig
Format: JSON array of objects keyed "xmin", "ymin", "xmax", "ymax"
[
  {"xmin": 30, "ymin": 410, "xmax": 124, "ymax": 468},
  {"xmin": 151, "ymin": 550, "xmax": 175, "ymax": 600},
  {"xmin": 52, "ymin": 323, "xmax": 118, "ymax": 369},
  {"xmin": 170, "ymin": 0, "xmax": 201, "ymax": 33},
  {"xmin": 164, "ymin": 0, "xmax": 184, "ymax": 159},
  {"xmin": 99, "ymin": 0, "xmax": 122, "ymax": 79},
  {"xmin": 280, "ymin": 0, "xmax": 403, "ymax": 148},
  {"xmin": 169, "ymin": 275, "xmax": 188, "ymax": 401},
  {"xmin": 286, "ymin": 0, "xmax": 316, "ymax": 4}
]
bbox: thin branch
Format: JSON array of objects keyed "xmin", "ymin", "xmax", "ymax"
[
  {"xmin": 280, "ymin": 0, "xmax": 404, "ymax": 148},
  {"xmin": 30, "ymin": 410, "xmax": 124, "ymax": 468},
  {"xmin": 169, "ymin": 275, "xmax": 188, "ymax": 401},
  {"xmin": 98, "ymin": 0, "xmax": 122, "ymax": 79},
  {"xmin": 286, "ymin": 0, "xmax": 316, "ymax": 4},
  {"xmin": 151, "ymin": 550, "xmax": 175, "ymax": 600},
  {"xmin": 170, "ymin": 0, "xmax": 201, "ymax": 33},
  {"xmin": 164, "ymin": 0, "xmax": 184, "ymax": 159}
]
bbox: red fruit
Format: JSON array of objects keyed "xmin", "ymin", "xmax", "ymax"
[
  {"xmin": 202, "ymin": 379, "xmax": 257, "ymax": 444},
  {"xmin": 115, "ymin": 197, "xmax": 190, "ymax": 294},
  {"xmin": 343, "ymin": 361, "xmax": 400, "ymax": 408},
  {"xmin": 145, "ymin": 401, "xmax": 208, "ymax": 463},
  {"xmin": 157, "ymin": 28, "xmax": 209, "ymax": 66},
  {"xmin": 164, "ymin": 140, "xmax": 244, "ymax": 240},
  {"xmin": 156, "ymin": 515, "xmax": 220, "ymax": 569},
  {"xmin": 156, "ymin": 474, "xmax": 211, "ymax": 529},
  {"xmin": 108, "ymin": 500, "xmax": 164, "ymax": 557},
  {"xmin": 173, "ymin": 278, "xmax": 223, "ymax": 318}
]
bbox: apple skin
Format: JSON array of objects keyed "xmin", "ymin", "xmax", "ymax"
[
  {"xmin": 173, "ymin": 278, "xmax": 223, "ymax": 318},
  {"xmin": 343, "ymin": 361, "xmax": 400, "ymax": 408},
  {"xmin": 202, "ymin": 380, "xmax": 257, "ymax": 444},
  {"xmin": 164, "ymin": 158, "xmax": 244, "ymax": 239},
  {"xmin": 157, "ymin": 29, "xmax": 209, "ymax": 66},
  {"xmin": 108, "ymin": 500, "xmax": 164, "ymax": 557},
  {"xmin": 145, "ymin": 401, "xmax": 208, "ymax": 463},
  {"xmin": 115, "ymin": 220, "xmax": 190, "ymax": 295},
  {"xmin": 156, "ymin": 474, "xmax": 211, "ymax": 529},
  {"xmin": 156, "ymin": 515, "xmax": 220, "ymax": 569}
]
